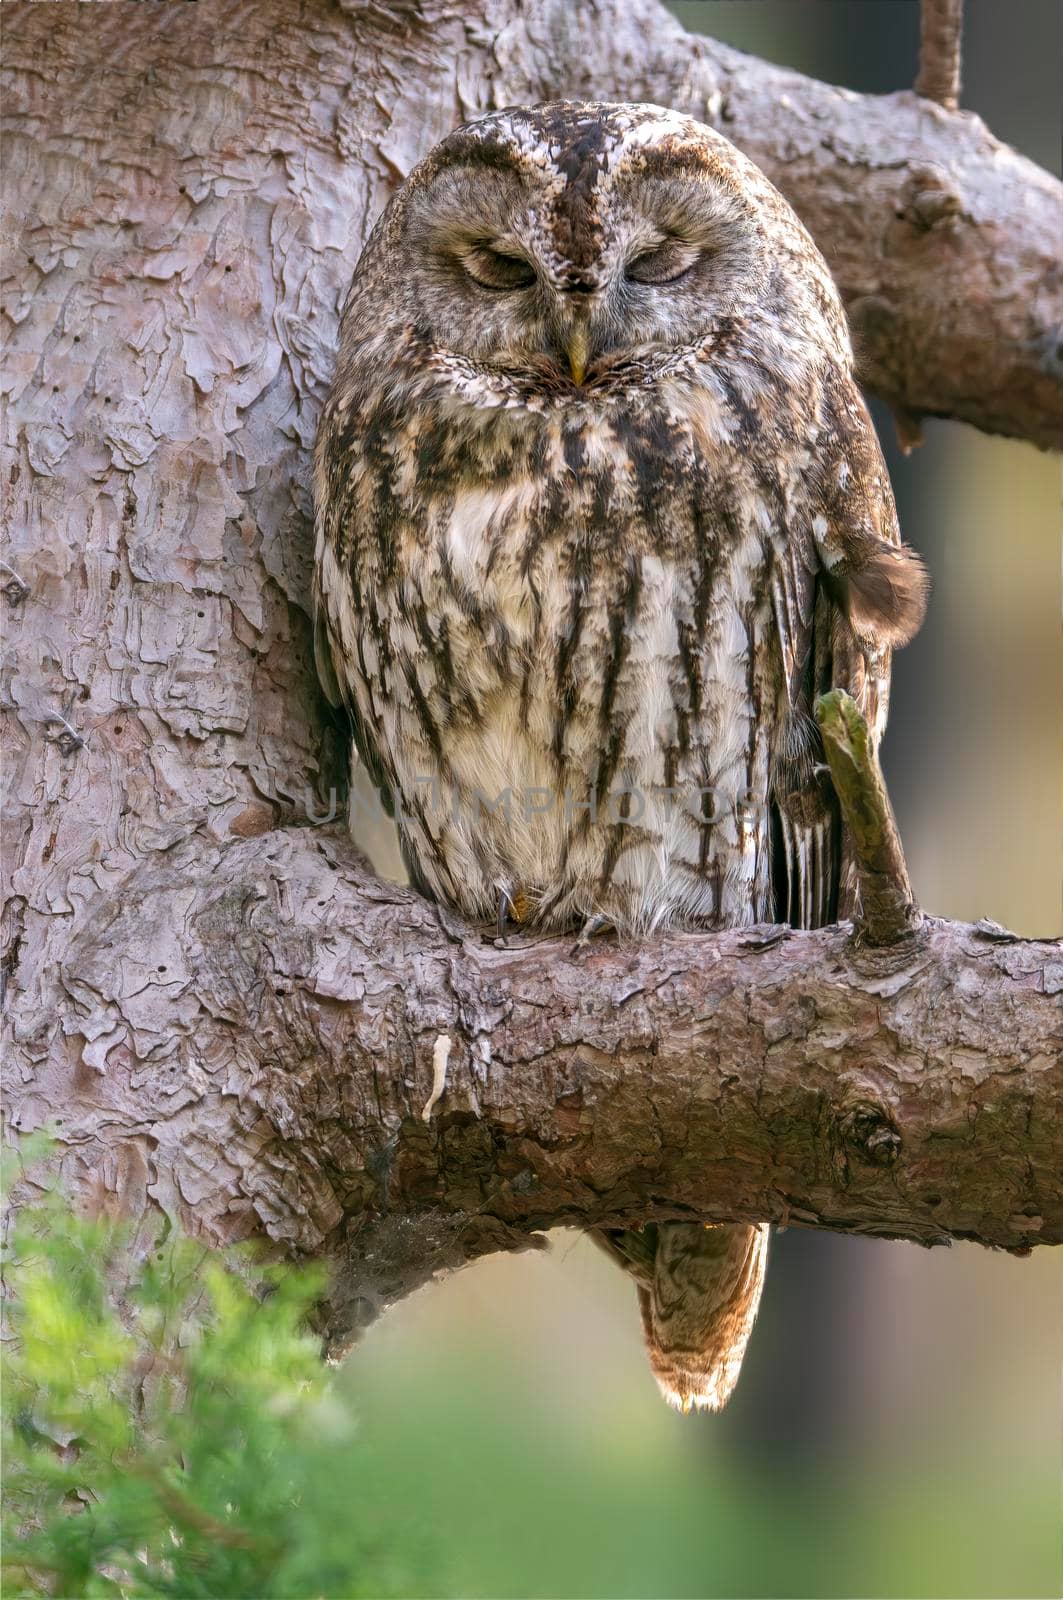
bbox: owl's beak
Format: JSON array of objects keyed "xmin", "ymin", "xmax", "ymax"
[{"xmin": 565, "ymin": 324, "xmax": 591, "ymax": 386}]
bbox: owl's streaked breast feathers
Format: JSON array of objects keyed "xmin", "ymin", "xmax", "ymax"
[{"xmin": 313, "ymin": 102, "xmax": 926, "ymax": 1410}]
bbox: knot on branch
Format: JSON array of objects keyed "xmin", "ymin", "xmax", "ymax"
[
  {"xmin": 1, "ymin": 560, "xmax": 29, "ymax": 606},
  {"xmin": 899, "ymin": 167, "xmax": 964, "ymax": 231},
  {"xmin": 839, "ymin": 1100, "xmax": 903, "ymax": 1167}
]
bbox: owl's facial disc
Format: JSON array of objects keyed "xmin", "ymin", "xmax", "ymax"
[
  {"xmin": 398, "ymin": 112, "xmax": 762, "ymax": 392},
  {"xmin": 424, "ymin": 211, "xmax": 735, "ymax": 385}
]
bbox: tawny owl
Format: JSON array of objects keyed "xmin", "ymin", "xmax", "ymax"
[{"xmin": 313, "ymin": 102, "xmax": 926, "ymax": 1412}]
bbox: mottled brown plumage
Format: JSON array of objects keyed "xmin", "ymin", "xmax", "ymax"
[{"xmin": 313, "ymin": 103, "xmax": 926, "ymax": 1412}]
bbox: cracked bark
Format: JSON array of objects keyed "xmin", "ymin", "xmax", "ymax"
[
  {"xmin": 40, "ymin": 825, "xmax": 1063, "ymax": 1350},
  {"xmin": 2, "ymin": 0, "xmax": 1061, "ymax": 1336}
]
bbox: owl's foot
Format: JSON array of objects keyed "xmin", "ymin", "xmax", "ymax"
[{"xmin": 570, "ymin": 914, "xmax": 615, "ymax": 955}]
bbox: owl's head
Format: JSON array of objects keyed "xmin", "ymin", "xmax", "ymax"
[{"xmin": 352, "ymin": 102, "xmax": 841, "ymax": 394}]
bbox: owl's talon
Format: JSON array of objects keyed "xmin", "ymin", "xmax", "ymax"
[
  {"xmin": 570, "ymin": 914, "xmax": 614, "ymax": 955},
  {"xmin": 496, "ymin": 888, "xmax": 517, "ymax": 940}
]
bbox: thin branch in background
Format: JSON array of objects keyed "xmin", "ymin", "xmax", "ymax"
[
  {"xmin": 915, "ymin": 0, "xmax": 964, "ymax": 110},
  {"xmin": 814, "ymin": 690, "xmax": 922, "ymax": 945}
]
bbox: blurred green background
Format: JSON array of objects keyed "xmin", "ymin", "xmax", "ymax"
[{"xmin": 345, "ymin": 5, "xmax": 1062, "ymax": 1595}]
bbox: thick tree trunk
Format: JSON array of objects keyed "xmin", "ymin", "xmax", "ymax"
[{"xmin": 3, "ymin": 0, "xmax": 1061, "ymax": 1328}]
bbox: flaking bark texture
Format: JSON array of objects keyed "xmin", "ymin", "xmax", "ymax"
[
  {"xmin": 26, "ymin": 823, "xmax": 1063, "ymax": 1350},
  {"xmin": 2, "ymin": 0, "xmax": 1061, "ymax": 1318}
]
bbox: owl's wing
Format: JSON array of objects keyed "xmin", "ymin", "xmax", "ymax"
[
  {"xmin": 770, "ymin": 370, "xmax": 927, "ymax": 929},
  {"xmin": 311, "ymin": 447, "xmax": 401, "ymax": 829},
  {"xmin": 313, "ymin": 604, "xmax": 344, "ymax": 711}
]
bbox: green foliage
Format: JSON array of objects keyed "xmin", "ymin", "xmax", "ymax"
[{"xmin": 1, "ymin": 1139, "xmax": 443, "ymax": 1599}]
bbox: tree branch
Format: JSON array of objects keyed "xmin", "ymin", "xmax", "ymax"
[
  {"xmin": 916, "ymin": 0, "xmax": 965, "ymax": 111},
  {"xmin": 52, "ymin": 827, "xmax": 1062, "ymax": 1347},
  {"xmin": 816, "ymin": 690, "xmax": 921, "ymax": 945},
  {"xmin": 495, "ymin": 0, "xmax": 1063, "ymax": 449}
]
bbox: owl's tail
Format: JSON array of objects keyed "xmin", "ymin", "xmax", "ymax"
[{"xmin": 596, "ymin": 1221, "xmax": 769, "ymax": 1413}]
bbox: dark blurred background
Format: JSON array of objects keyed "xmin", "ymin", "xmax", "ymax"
[{"xmin": 343, "ymin": 5, "xmax": 1062, "ymax": 1594}]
